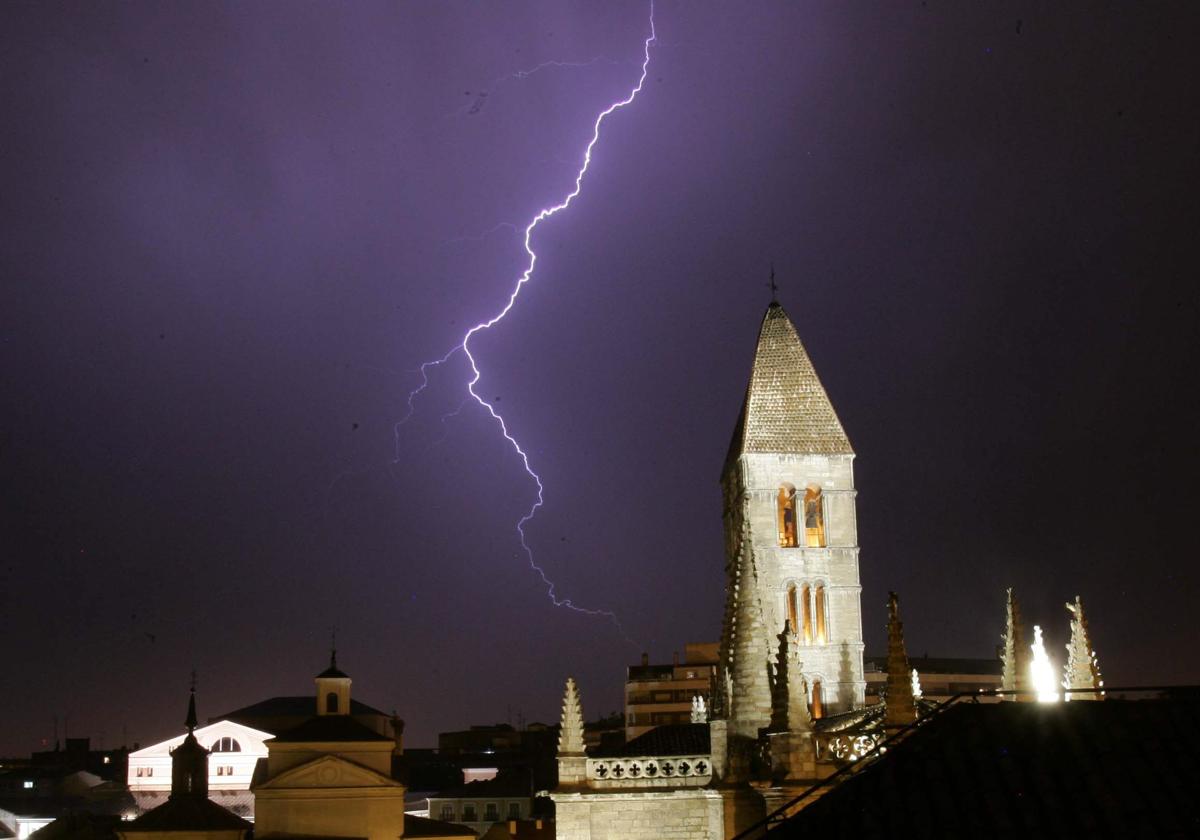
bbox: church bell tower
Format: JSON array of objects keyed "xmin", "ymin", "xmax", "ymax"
[{"xmin": 719, "ymin": 301, "xmax": 865, "ymax": 736}]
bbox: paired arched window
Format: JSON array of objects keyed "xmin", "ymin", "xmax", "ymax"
[
  {"xmin": 210, "ymin": 737, "xmax": 241, "ymax": 753},
  {"xmin": 804, "ymin": 487, "xmax": 826, "ymax": 547},
  {"xmin": 780, "ymin": 484, "xmax": 828, "ymax": 548},
  {"xmin": 777, "ymin": 484, "xmax": 799, "ymax": 547},
  {"xmin": 326, "ymin": 692, "xmax": 339, "ymax": 714}
]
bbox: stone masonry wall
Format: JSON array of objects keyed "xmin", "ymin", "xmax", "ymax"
[{"xmin": 552, "ymin": 790, "xmax": 724, "ymax": 840}]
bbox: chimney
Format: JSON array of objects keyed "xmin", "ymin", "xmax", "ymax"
[
  {"xmin": 673, "ymin": 651, "xmax": 679, "ymax": 666},
  {"xmin": 640, "ymin": 652, "xmax": 649, "ymax": 667}
]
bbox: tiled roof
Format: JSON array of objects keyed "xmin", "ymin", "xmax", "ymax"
[
  {"xmin": 591, "ymin": 723, "xmax": 710, "ymax": 758},
  {"xmin": 122, "ymin": 796, "xmax": 250, "ymax": 833},
  {"xmin": 771, "ymin": 697, "xmax": 1200, "ymax": 837},
  {"xmin": 270, "ymin": 715, "xmax": 392, "ymax": 743},
  {"xmin": 725, "ymin": 302, "xmax": 852, "ymax": 469},
  {"xmin": 214, "ymin": 695, "xmax": 385, "ymax": 723}
]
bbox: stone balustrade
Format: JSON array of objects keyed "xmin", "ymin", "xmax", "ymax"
[{"xmin": 586, "ymin": 755, "xmax": 712, "ymax": 786}]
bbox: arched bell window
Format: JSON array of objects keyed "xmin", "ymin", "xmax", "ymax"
[
  {"xmin": 811, "ymin": 679, "xmax": 825, "ymax": 719},
  {"xmin": 801, "ymin": 584, "xmax": 814, "ymax": 644},
  {"xmin": 777, "ymin": 484, "xmax": 799, "ymax": 547},
  {"xmin": 815, "ymin": 585, "xmax": 828, "ymax": 644},
  {"xmin": 786, "ymin": 584, "xmax": 799, "ymax": 635},
  {"xmin": 804, "ymin": 486, "xmax": 826, "ymax": 547}
]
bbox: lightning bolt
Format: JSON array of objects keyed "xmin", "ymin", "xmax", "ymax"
[{"xmin": 400, "ymin": 2, "xmax": 656, "ymax": 635}]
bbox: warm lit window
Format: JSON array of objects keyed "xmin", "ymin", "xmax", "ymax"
[
  {"xmin": 777, "ymin": 484, "xmax": 798, "ymax": 547},
  {"xmin": 326, "ymin": 692, "xmax": 339, "ymax": 714},
  {"xmin": 801, "ymin": 584, "xmax": 814, "ymax": 643},
  {"xmin": 811, "ymin": 679, "xmax": 824, "ymax": 719},
  {"xmin": 211, "ymin": 737, "xmax": 241, "ymax": 753},
  {"xmin": 815, "ymin": 585, "xmax": 827, "ymax": 644},
  {"xmin": 439, "ymin": 804, "xmax": 454, "ymax": 821},
  {"xmin": 804, "ymin": 487, "xmax": 826, "ymax": 547},
  {"xmin": 786, "ymin": 584, "xmax": 799, "ymax": 635}
]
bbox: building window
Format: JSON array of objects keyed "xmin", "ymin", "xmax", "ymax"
[
  {"xmin": 811, "ymin": 679, "xmax": 824, "ymax": 719},
  {"xmin": 439, "ymin": 804, "xmax": 454, "ymax": 821},
  {"xmin": 462, "ymin": 804, "xmax": 477, "ymax": 822},
  {"xmin": 507, "ymin": 802, "xmax": 520, "ymax": 820},
  {"xmin": 801, "ymin": 584, "xmax": 814, "ymax": 643},
  {"xmin": 777, "ymin": 484, "xmax": 799, "ymax": 547},
  {"xmin": 326, "ymin": 692, "xmax": 339, "ymax": 714},
  {"xmin": 23, "ymin": 780, "xmax": 34, "ymax": 789},
  {"xmin": 815, "ymin": 585, "xmax": 828, "ymax": 644},
  {"xmin": 211, "ymin": 737, "xmax": 241, "ymax": 753},
  {"xmin": 485, "ymin": 803, "xmax": 499, "ymax": 822},
  {"xmin": 804, "ymin": 486, "xmax": 826, "ymax": 547}
]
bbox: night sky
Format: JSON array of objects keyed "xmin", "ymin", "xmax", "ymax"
[{"xmin": 2, "ymin": 2, "xmax": 1198, "ymax": 756}]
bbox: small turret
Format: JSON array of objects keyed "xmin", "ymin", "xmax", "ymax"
[{"xmin": 315, "ymin": 648, "xmax": 351, "ymax": 716}]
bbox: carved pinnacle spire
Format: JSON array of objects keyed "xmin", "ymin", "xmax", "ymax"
[
  {"xmin": 1001, "ymin": 587, "xmax": 1030, "ymax": 700},
  {"xmin": 558, "ymin": 677, "xmax": 586, "ymax": 757},
  {"xmin": 884, "ymin": 592, "xmax": 916, "ymax": 728},
  {"xmin": 1062, "ymin": 595, "xmax": 1104, "ymax": 700}
]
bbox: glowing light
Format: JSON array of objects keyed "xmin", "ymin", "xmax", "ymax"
[
  {"xmin": 400, "ymin": 3, "xmax": 656, "ymax": 633},
  {"xmin": 910, "ymin": 667, "xmax": 922, "ymax": 700},
  {"xmin": 1030, "ymin": 625, "xmax": 1060, "ymax": 703}
]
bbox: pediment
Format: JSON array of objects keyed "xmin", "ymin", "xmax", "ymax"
[
  {"xmin": 130, "ymin": 719, "xmax": 275, "ymax": 757},
  {"xmin": 258, "ymin": 754, "xmax": 399, "ymax": 790}
]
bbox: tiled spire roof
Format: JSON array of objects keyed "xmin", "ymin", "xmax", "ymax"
[{"xmin": 725, "ymin": 302, "xmax": 852, "ymax": 469}]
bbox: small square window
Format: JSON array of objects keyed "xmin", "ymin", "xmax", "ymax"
[{"xmin": 23, "ymin": 780, "xmax": 34, "ymax": 789}]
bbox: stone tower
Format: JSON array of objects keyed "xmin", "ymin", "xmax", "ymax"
[{"xmin": 720, "ymin": 301, "xmax": 865, "ymax": 731}]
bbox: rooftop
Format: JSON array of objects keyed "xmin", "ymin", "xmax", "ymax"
[{"xmin": 768, "ymin": 695, "xmax": 1200, "ymax": 837}]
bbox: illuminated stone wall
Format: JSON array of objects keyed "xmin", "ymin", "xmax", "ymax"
[
  {"xmin": 552, "ymin": 789, "xmax": 724, "ymax": 840},
  {"xmin": 725, "ymin": 451, "xmax": 866, "ymax": 714}
]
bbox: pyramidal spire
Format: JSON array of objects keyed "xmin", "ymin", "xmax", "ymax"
[
  {"xmin": 1000, "ymin": 587, "xmax": 1030, "ymax": 700},
  {"xmin": 884, "ymin": 592, "xmax": 916, "ymax": 728},
  {"xmin": 558, "ymin": 677, "xmax": 586, "ymax": 756},
  {"xmin": 1062, "ymin": 596, "xmax": 1104, "ymax": 700},
  {"xmin": 725, "ymin": 301, "xmax": 852, "ymax": 471}
]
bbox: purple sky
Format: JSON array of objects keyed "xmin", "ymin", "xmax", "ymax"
[{"xmin": 2, "ymin": 1, "xmax": 1197, "ymax": 754}]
